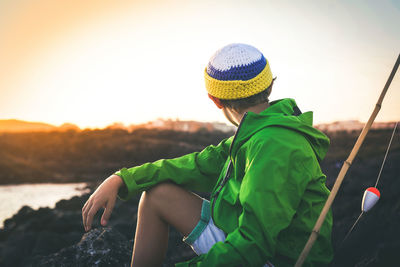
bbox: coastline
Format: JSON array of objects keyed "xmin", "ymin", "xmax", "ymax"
[{"xmin": 0, "ymin": 182, "xmax": 91, "ymax": 228}]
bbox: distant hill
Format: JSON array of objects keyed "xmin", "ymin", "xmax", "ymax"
[
  {"xmin": 316, "ymin": 120, "xmax": 398, "ymax": 133},
  {"xmin": 57, "ymin": 123, "xmax": 81, "ymax": 131},
  {"xmin": 0, "ymin": 119, "xmax": 80, "ymax": 133},
  {"xmin": 0, "ymin": 119, "xmax": 56, "ymax": 132},
  {"xmin": 0, "ymin": 119, "xmax": 234, "ymax": 134}
]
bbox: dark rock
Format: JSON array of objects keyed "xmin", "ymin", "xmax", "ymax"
[
  {"xmin": 33, "ymin": 227, "xmax": 132, "ymax": 267},
  {"xmin": 1, "ymin": 231, "xmax": 40, "ymax": 266},
  {"xmin": 3, "ymin": 206, "xmax": 35, "ymax": 231},
  {"xmin": 55, "ymin": 196, "xmax": 87, "ymax": 211}
]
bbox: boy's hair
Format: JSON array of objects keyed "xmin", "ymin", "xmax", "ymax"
[{"xmin": 219, "ymin": 83, "xmax": 273, "ymax": 112}]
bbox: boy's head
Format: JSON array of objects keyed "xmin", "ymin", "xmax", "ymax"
[{"xmin": 204, "ymin": 43, "xmax": 274, "ymax": 115}]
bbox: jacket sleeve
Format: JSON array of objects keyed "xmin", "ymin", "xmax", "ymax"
[
  {"xmin": 114, "ymin": 136, "xmax": 233, "ymax": 200},
  {"xmin": 177, "ymin": 131, "xmax": 316, "ymax": 267}
]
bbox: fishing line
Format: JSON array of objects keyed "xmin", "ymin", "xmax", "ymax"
[
  {"xmin": 375, "ymin": 121, "xmax": 398, "ymax": 187},
  {"xmin": 341, "ymin": 121, "xmax": 398, "ymax": 243},
  {"xmin": 342, "ymin": 212, "xmax": 363, "ymax": 243}
]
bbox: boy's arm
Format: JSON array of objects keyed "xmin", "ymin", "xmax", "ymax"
[
  {"xmin": 178, "ymin": 132, "xmax": 318, "ymax": 267},
  {"xmin": 114, "ymin": 136, "xmax": 233, "ymax": 200}
]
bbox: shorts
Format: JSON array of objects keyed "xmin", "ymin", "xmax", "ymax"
[{"xmin": 183, "ymin": 199, "xmax": 274, "ymax": 267}]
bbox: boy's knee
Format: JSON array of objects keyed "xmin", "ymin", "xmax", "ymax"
[{"xmin": 144, "ymin": 182, "xmax": 177, "ymax": 205}]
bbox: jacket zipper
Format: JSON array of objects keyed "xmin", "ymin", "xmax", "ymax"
[{"xmin": 211, "ymin": 112, "xmax": 248, "ymax": 221}]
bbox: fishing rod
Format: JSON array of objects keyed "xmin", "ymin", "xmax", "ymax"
[{"xmin": 295, "ymin": 53, "xmax": 400, "ymax": 267}]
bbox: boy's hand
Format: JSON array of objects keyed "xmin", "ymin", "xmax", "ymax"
[{"xmin": 82, "ymin": 174, "xmax": 123, "ymax": 232}]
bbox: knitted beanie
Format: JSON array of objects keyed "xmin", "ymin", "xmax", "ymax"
[{"xmin": 204, "ymin": 43, "xmax": 273, "ymax": 100}]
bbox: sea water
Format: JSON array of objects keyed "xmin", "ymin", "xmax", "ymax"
[{"xmin": 0, "ymin": 183, "xmax": 90, "ymax": 228}]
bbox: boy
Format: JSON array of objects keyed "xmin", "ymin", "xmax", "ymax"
[{"xmin": 82, "ymin": 43, "xmax": 333, "ymax": 266}]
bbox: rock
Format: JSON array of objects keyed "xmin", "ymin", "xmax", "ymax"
[
  {"xmin": 3, "ymin": 206, "xmax": 35, "ymax": 231},
  {"xmin": 0, "ymin": 193, "xmax": 196, "ymax": 267},
  {"xmin": 55, "ymin": 196, "xmax": 87, "ymax": 211},
  {"xmin": 33, "ymin": 227, "xmax": 132, "ymax": 267},
  {"xmin": 0, "ymin": 232, "xmax": 37, "ymax": 267},
  {"xmin": 0, "ymin": 197, "xmax": 87, "ymax": 267}
]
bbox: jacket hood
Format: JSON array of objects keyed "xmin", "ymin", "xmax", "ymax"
[{"xmin": 230, "ymin": 98, "xmax": 330, "ymax": 162}]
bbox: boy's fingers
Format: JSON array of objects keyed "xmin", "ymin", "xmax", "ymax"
[
  {"xmin": 101, "ymin": 198, "xmax": 116, "ymax": 226},
  {"xmin": 85, "ymin": 203, "xmax": 100, "ymax": 232},
  {"xmin": 82, "ymin": 198, "xmax": 91, "ymax": 212},
  {"xmin": 82, "ymin": 201, "xmax": 89, "ymax": 227},
  {"xmin": 82, "ymin": 199, "xmax": 88, "ymax": 210},
  {"xmin": 82, "ymin": 200, "xmax": 93, "ymax": 231}
]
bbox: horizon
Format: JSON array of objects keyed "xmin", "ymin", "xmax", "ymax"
[
  {"xmin": 0, "ymin": 0, "xmax": 399, "ymax": 129},
  {"xmin": 0, "ymin": 117, "xmax": 398, "ymax": 132}
]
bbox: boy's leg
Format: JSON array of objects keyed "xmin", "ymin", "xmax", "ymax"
[{"xmin": 131, "ymin": 182, "xmax": 203, "ymax": 267}]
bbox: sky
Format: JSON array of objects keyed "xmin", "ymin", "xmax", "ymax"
[{"xmin": 0, "ymin": 0, "xmax": 399, "ymax": 129}]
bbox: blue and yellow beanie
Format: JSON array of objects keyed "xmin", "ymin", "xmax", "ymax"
[{"xmin": 204, "ymin": 43, "xmax": 273, "ymax": 100}]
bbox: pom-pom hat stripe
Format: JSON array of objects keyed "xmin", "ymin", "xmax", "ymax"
[
  {"xmin": 207, "ymin": 56, "xmax": 267, "ymax": 81},
  {"xmin": 205, "ymin": 62, "xmax": 273, "ymax": 100},
  {"xmin": 205, "ymin": 43, "xmax": 273, "ymax": 100}
]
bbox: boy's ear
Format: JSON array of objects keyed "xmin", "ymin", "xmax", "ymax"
[{"xmin": 208, "ymin": 94, "xmax": 224, "ymax": 109}]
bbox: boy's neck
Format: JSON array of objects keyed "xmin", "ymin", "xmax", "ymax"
[
  {"xmin": 244, "ymin": 102, "xmax": 270, "ymax": 115},
  {"xmin": 227, "ymin": 102, "xmax": 270, "ymax": 126}
]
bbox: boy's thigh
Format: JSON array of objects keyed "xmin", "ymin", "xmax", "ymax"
[{"xmin": 143, "ymin": 182, "xmax": 203, "ymax": 236}]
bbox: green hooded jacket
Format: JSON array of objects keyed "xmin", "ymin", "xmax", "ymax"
[{"xmin": 114, "ymin": 98, "xmax": 333, "ymax": 266}]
